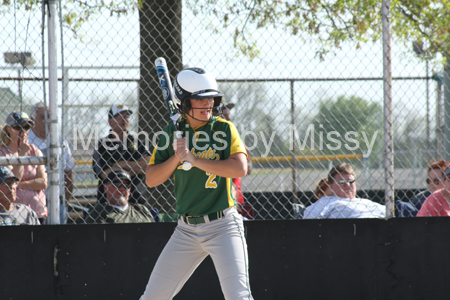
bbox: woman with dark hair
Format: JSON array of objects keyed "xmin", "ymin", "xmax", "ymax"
[{"xmin": 0, "ymin": 112, "xmax": 47, "ymax": 223}]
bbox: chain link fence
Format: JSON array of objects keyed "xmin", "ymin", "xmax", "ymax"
[{"xmin": 0, "ymin": 1, "xmax": 447, "ymax": 224}]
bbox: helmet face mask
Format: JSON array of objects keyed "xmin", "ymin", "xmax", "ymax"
[{"xmin": 173, "ymin": 68, "xmax": 222, "ymax": 115}]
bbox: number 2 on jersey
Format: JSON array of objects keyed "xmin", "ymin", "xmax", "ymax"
[{"xmin": 205, "ymin": 172, "xmax": 217, "ymax": 188}]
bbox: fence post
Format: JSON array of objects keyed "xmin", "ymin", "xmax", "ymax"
[
  {"xmin": 436, "ymin": 81, "xmax": 443, "ymax": 157},
  {"xmin": 382, "ymin": 0, "xmax": 395, "ymax": 218},
  {"xmin": 443, "ymin": 62, "xmax": 450, "ymax": 162},
  {"xmin": 47, "ymin": 0, "xmax": 61, "ymax": 224},
  {"xmin": 290, "ymin": 80, "xmax": 298, "ymax": 207}
]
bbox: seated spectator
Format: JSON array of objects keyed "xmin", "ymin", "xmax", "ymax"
[
  {"xmin": 304, "ymin": 163, "xmax": 385, "ymax": 219},
  {"xmin": 0, "ymin": 167, "xmax": 40, "ymax": 225},
  {"xmin": 412, "ymin": 160, "xmax": 449, "ymax": 212},
  {"xmin": 417, "ymin": 167, "xmax": 450, "ymax": 217},
  {"xmin": 93, "ymin": 104, "xmax": 151, "ymax": 205},
  {"xmin": 29, "ymin": 102, "xmax": 75, "ymax": 223},
  {"xmin": 314, "ymin": 178, "xmax": 331, "ymax": 200},
  {"xmin": 0, "ymin": 112, "xmax": 48, "ymax": 224},
  {"xmin": 84, "ymin": 170, "xmax": 155, "ymax": 224}
]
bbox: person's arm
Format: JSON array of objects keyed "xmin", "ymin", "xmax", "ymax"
[
  {"xmin": 64, "ymin": 170, "xmax": 74, "ymax": 200},
  {"xmin": 109, "ymin": 155, "xmax": 150, "ymax": 176},
  {"xmin": 18, "ymin": 160, "xmax": 48, "ymax": 191},
  {"xmin": 145, "ymin": 155, "xmax": 180, "ymax": 188},
  {"xmin": 174, "ymin": 137, "xmax": 247, "ymax": 178},
  {"xmin": 3, "ymin": 139, "xmax": 32, "ymax": 181}
]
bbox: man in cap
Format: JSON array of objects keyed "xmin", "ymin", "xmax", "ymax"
[
  {"xmin": 84, "ymin": 170, "xmax": 155, "ymax": 223},
  {"xmin": 29, "ymin": 102, "xmax": 75, "ymax": 222},
  {"xmin": 93, "ymin": 104, "xmax": 151, "ymax": 205},
  {"xmin": 0, "ymin": 166, "xmax": 40, "ymax": 225}
]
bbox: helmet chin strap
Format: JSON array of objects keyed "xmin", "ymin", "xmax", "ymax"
[{"xmin": 183, "ymin": 106, "xmax": 215, "ymax": 123}]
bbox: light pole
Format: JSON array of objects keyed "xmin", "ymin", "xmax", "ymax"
[{"xmin": 3, "ymin": 52, "xmax": 36, "ymax": 111}]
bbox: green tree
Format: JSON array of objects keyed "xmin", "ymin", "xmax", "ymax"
[
  {"xmin": 393, "ymin": 114, "xmax": 431, "ymax": 168},
  {"xmin": 185, "ymin": 0, "xmax": 450, "ymax": 61},
  {"xmin": 218, "ymin": 81, "xmax": 290, "ymax": 158},
  {"xmin": 3, "ymin": 0, "xmax": 449, "ymax": 61},
  {"xmin": 310, "ymin": 95, "xmax": 382, "ymax": 158}
]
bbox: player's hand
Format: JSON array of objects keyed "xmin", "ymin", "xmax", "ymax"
[{"xmin": 173, "ymin": 138, "xmax": 196, "ymax": 165}]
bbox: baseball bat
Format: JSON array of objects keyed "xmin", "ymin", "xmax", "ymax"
[{"xmin": 154, "ymin": 57, "xmax": 192, "ymax": 171}]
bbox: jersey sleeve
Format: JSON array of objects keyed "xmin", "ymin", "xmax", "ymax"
[
  {"xmin": 228, "ymin": 122, "xmax": 247, "ymax": 157},
  {"xmin": 148, "ymin": 124, "xmax": 175, "ymax": 165}
]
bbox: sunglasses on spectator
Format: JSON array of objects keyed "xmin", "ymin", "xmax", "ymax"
[
  {"xmin": 426, "ymin": 178, "xmax": 442, "ymax": 184},
  {"xmin": 336, "ymin": 179, "xmax": 355, "ymax": 185},
  {"xmin": 109, "ymin": 181, "xmax": 131, "ymax": 189},
  {"xmin": 115, "ymin": 113, "xmax": 130, "ymax": 119},
  {"xmin": 11, "ymin": 125, "xmax": 31, "ymax": 131}
]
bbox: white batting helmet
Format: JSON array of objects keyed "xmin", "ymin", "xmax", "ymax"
[{"xmin": 173, "ymin": 68, "xmax": 223, "ymax": 113}]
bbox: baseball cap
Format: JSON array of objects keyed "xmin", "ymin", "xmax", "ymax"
[
  {"xmin": 219, "ymin": 99, "xmax": 235, "ymax": 110},
  {"xmin": 108, "ymin": 104, "xmax": 133, "ymax": 119},
  {"xmin": 0, "ymin": 167, "xmax": 19, "ymax": 184},
  {"xmin": 5, "ymin": 111, "xmax": 35, "ymax": 127},
  {"xmin": 213, "ymin": 100, "xmax": 235, "ymax": 116},
  {"xmin": 103, "ymin": 170, "xmax": 132, "ymax": 185}
]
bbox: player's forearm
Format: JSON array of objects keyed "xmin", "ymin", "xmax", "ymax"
[
  {"xmin": 192, "ymin": 154, "xmax": 247, "ymax": 178},
  {"xmin": 145, "ymin": 156, "xmax": 179, "ymax": 187}
]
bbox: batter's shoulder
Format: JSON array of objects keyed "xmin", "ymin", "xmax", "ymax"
[{"xmin": 211, "ymin": 117, "xmax": 235, "ymax": 130}]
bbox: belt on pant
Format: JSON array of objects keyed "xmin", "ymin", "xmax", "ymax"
[{"xmin": 180, "ymin": 210, "xmax": 225, "ymax": 225}]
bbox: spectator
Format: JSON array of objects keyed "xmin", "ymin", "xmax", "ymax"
[
  {"xmin": 416, "ymin": 166, "xmax": 450, "ymax": 217},
  {"xmin": 303, "ymin": 178, "xmax": 332, "ymax": 218},
  {"xmin": 304, "ymin": 163, "xmax": 385, "ymax": 219},
  {"xmin": 314, "ymin": 177, "xmax": 331, "ymax": 200},
  {"xmin": 93, "ymin": 104, "xmax": 151, "ymax": 205},
  {"xmin": 0, "ymin": 166, "xmax": 40, "ymax": 225},
  {"xmin": 84, "ymin": 170, "xmax": 155, "ymax": 223},
  {"xmin": 28, "ymin": 102, "xmax": 75, "ymax": 222},
  {"xmin": 411, "ymin": 160, "xmax": 449, "ymax": 213},
  {"xmin": 0, "ymin": 112, "xmax": 47, "ymax": 223},
  {"xmin": 213, "ymin": 100, "xmax": 253, "ymax": 218}
]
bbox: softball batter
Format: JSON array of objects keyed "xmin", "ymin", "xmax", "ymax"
[{"xmin": 140, "ymin": 67, "xmax": 253, "ymax": 300}]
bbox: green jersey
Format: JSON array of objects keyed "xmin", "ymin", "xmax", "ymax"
[{"xmin": 149, "ymin": 117, "xmax": 247, "ymax": 217}]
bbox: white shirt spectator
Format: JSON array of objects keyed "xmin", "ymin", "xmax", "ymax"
[
  {"xmin": 28, "ymin": 129, "xmax": 75, "ymax": 172},
  {"xmin": 304, "ymin": 196, "xmax": 386, "ymax": 219}
]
